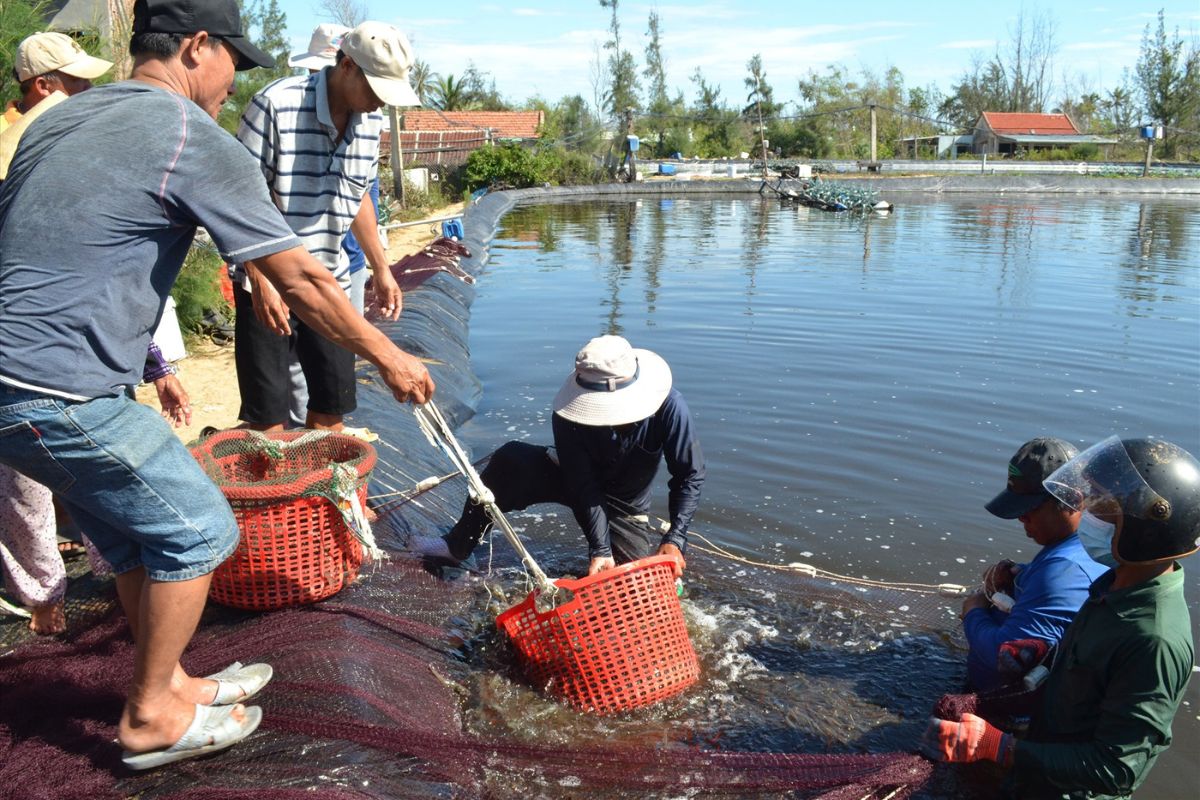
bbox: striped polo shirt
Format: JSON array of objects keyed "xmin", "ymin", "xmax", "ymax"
[{"xmin": 234, "ymin": 68, "xmax": 382, "ymax": 289}]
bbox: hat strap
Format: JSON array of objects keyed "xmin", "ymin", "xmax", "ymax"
[{"xmin": 575, "ymin": 360, "xmax": 640, "ymax": 392}]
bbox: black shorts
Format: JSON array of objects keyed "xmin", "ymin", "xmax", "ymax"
[{"xmin": 233, "ymin": 284, "xmax": 356, "ymax": 424}]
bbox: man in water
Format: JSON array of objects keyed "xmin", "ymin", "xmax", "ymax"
[
  {"xmin": 926, "ymin": 436, "xmax": 1195, "ymax": 799},
  {"xmin": 961, "ymin": 437, "xmax": 1108, "ymax": 691},
  {"xmin": 412, "ymin": 335, "xmax": 704, "ymax": 575},
  {"xmin": 0, "ymin": 0, "xmax": 432, "ymax": 769}
]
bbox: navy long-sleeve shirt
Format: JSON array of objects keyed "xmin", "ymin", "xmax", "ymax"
[{"xmin": 551, "ymin": 388, "xmax": 705, "ymax": 559}]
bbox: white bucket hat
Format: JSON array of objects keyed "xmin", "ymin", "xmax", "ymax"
[
  {"xmin": 553, "ymin": 336, "xmax": 672, "ymax": 426},
  {"xmin": 340, "ymin": 21, "xmax": 421, "ymax": 107},
  {"xmin": 288, "ymin": 23, "xmax": 349, "ymax": 70}
]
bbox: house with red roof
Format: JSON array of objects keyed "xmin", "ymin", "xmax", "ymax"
[
  {"xmin": 382, "ymin": 110, "xmax": 545, "ymax": 169},
  {"xmin": 972, "ymin": 112, "xmax": 1116, "ymax": 156}
]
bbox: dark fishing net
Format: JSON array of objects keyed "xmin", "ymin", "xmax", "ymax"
[{"xmin": 0, "ymin": 193, "xmax": 992, "ymax": 800}]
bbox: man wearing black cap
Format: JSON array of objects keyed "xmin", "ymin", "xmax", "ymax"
[
  {"xmin": 0, "ymin": 0, "xmax": 432, "ymax": 770},
  {"xmin": 960, "ymin": 437, "xmax": 1108, "ymax": 692}
]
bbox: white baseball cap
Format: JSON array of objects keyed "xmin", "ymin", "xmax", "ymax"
[
  {"xmin": 15, "ymin": 32, "xmax": 112, "ymax": 82},
  {"xmin": 288, "ymin": 23, "xmax": 349, "ymax": 70},
  {"xmin": 340, "ymin": 21, "xmax": 421, "ymax": 107}
]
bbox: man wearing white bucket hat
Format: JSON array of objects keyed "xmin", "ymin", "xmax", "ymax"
[
  {"xmin": 413, "ymin": 336, "xmax": 706, "ymax": 575},
  {"xmin": 232, "ymin": 20, "xmax": 417, "ymax": 433}
]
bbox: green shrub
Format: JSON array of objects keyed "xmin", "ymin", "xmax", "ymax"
[
  {"xmin": 171, "ymin": 246, "xmax": 228, "ymax": 334},
  {"xmin": 463, "ymin": 142, "xmax": 550, "ymax": 190},
  {"xmin": 549, "ymin": 150, "xmax": 604, "ymax": 185},
  {"xmin": 1068, "ymin": 143, "xmax": 1100, "ymax": 161}
]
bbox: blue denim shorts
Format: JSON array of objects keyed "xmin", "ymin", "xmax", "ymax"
[{"xmin": 0, "ymin": 385, "xmax": 238, "ymax": 581}]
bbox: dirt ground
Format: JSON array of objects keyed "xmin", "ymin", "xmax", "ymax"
[{"xmin": 136, "ymin": 201, "xmax": 466, "ymax": 443}]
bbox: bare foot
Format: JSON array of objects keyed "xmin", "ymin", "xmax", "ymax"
[
  {"xmin": 118, "ymin": 697, "xmax": 249, "ymax": 754},
  {"xmin": 29, "ymin": 602, "xmax": 66, "ymax": 635}
]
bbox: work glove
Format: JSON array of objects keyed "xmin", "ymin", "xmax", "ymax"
[
  {"xmin": 997, "ymin": 638, "xmax": 1050, "ymax": 676},
  {"xmin": 922, "ymin": 713, "xmax": 1013, "ymax": 765}
]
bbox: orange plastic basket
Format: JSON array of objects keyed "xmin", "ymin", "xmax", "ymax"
[
  {"xmin": 495, "ymin": 555, "xmax": 699, "ymax": 714},
  {"xmin": 190, "ymin": 430, "xmax": 376, "ymax": 611}
]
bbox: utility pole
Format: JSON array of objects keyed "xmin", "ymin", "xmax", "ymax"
[
  {"xmin": 869, "ymin": 103, "xmax": 878, "ymax": 164},
  {"xmin": 389, "ymin": 106, "xmax": 406, "ymax": 208},
  {"xmin": 1142, "ymin": 135, "xmax": 1154, "ymax": 178},
  {"xmin": 621, "ymin": 107, "xmax": 636, "ymax": 183}
]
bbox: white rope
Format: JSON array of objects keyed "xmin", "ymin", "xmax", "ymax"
[{"xmin": 414, "ymin": 401, "xmax": 555, "ymax": 592}]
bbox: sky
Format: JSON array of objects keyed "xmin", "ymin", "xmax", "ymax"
[{"xmin": 274, "ymin": 1, "xmax": 1200, "ymax": 110}]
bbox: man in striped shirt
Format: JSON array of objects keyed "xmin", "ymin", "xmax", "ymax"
[{"xmin": 233, "ymin": 21, "xmax": 417, "ymax": 431}]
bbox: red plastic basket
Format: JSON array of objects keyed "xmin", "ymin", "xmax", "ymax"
[
  {"xmin": 190, "ymin": 430, "xmax": 376, "ymax": 611},
  {"xmin": 495, "ymin": 555, "xmax": 700, "ymax": 714}
]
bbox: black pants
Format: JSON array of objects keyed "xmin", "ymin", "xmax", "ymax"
[{"xmin": 443, "ymin": 441, "xmax": 653, "ymax": 564}]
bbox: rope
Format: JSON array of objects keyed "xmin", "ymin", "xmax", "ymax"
[
  {"xmin": 413, "ymin": 401, "xmax": 555, "ymax": 592},
  {"xmin": 687, "ymin": 530, "xmax": 967, "ymax": 597}
]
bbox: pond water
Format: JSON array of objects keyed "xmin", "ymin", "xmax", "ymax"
[{"xmin": 446, "ymin": 194, "xmax": 1199, "ymax": 798}]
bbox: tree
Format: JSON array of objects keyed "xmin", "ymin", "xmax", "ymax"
[
  {"xmin": 318, "ymin": 0, "xmax": 365, "ymax": 27},
  {"xmin": 251, "ymin": 0, "xmax": 290, "ymax": 80},
  {"xmin": 461, "ymin": 62, "xmax": 508, "ymax": 110},
  {"xmin": 598, "ymin": 0, "xmax": 639, "ymax": 119},
  {"xmin": 1135, "ymin": 9, "xmax": 1200, "ymax": 158},
  {"xmin": 1101, "ymin": 74, "xmax": 1138, "ymax": 134},
  {"xmin": 431, "ymin": 74, "xmax": 468, "ymax": 111},
  {"xmin": 641, "ymin": 11, "xmax": 686, "ymax": 156},
  {"xmin": 938, "ymin": 6, "xmax": 1058, "ymax": 127},
  {"xmin": 0, "ymin": 0, "xmax": 52, "ymax": 105},
  {"xmin": 689, "ymin": 68, "xmax": 747, "ymax": 157},
  {"xmin": 743, "ymin": 54, "xmax": 782, "ymax": 120},
  {"xmin": 217, "ymin": 0, "xmax": 290, "ymax": 132},
  {"xmin": 409, "ymin": 59, "xmax": 437, "ymax": 106},
  {"xmin": 587, "ymin": 40, "xmax": 609, "ymax": 120}
]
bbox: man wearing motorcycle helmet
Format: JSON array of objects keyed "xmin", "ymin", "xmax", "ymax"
[{"xmin": 925, "ymin": 436, "xmax": 1196, "ymax": 799}]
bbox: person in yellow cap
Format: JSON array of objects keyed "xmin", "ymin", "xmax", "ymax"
[{"xmin": 0, "ymin": 31, "xmax": 112, "ymax": 176}]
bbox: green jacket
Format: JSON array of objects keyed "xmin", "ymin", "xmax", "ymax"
[{"xmin": 1010, "ymin": 565, "xmax": 1194, "ymax": 799}]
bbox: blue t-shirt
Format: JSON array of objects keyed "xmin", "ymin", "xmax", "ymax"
[
  {"xmin": 0, "ymin": 83, "xmax": 300, "ymax": 399},
  {"xmin": 964, "ymin": 534, "xmax": 1109, "ymax": 691}
]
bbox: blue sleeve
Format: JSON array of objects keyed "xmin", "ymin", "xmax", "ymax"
[
  {"xmin": 659, "ymin": 392, "xmax": 705, "ymax": 552},
  {"xmin": 964, "ymin": 556, "xmax": 1094, "ymax": 684},
  {"xmin": 552, "ymin": 413, "xmax": 612, "ymax": 559}
]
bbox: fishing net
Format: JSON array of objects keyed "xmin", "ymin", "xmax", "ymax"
[{"xmin": 0, "ymin": 190, "xmax": 1005, "ymax": 799}]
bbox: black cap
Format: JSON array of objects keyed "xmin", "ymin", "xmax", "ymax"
[
  {"xmin": 132, "ymin": 0, "xmax": 274, "ymax": 71},
  {"xmin": 985, "ymin": 437, "xmax": 1079, "ymax": 519}
]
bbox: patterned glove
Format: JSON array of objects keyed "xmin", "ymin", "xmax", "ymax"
[
  {"xmin": 997, "ymin": 638, "xmax": 1050, "ymax": 675},
  {"xmin": 922, "ymin": 713, "xmax": 1013, "ymax": 765}
]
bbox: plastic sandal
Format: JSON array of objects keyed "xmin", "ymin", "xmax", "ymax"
[
  {"xmin": 206, "ymin": 662, "xmax": 274, "ymax": 706},
  {"xmin": 121, "ymin": 703, "xmax": 262, "ymax": 771}
]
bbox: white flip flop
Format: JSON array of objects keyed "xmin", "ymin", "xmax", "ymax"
[
  {"xmin": 206, "ymin": 661, "xmax": 274, "ymax": 706},
  {"xmin": 121, "ymin": 703, "xmax": 262, "ymax": 771}
]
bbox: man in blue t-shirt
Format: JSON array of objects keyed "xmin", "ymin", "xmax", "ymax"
[
  {"xmin": 960, "ymin": 437, "xmax": 1108, "ymax": 692},
  {"xmin": 0, "ymin": 0, "xmax": 432, "ymax": 771}
]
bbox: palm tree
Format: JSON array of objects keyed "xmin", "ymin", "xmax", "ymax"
[
  {"xmin": 432, "ymin": 74, "xmax": 468, "ymax": 111},
  {"xmin": 409, "ymin": 59, "xmax": 437, "ymax": 107}
]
